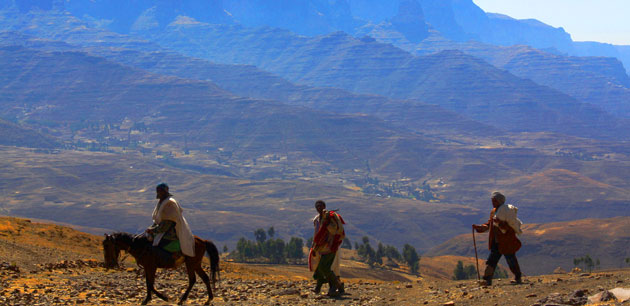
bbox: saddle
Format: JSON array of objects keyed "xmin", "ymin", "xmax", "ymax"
[{"xmin": 154, "ymin": 239, "xmax": 186, "ymax": 268}]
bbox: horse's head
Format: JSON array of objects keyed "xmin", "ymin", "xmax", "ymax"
[{"xmin": 103, "ymin": 233, "xmax": 121, "ymax": 269}]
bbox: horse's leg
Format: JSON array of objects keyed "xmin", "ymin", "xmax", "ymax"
[
  {"xmin": 152, "ymin": 286, "xmax": 170, "ymax": 302},
  {"xmin": 178, "ymin": 259, "xmax": 196, "ymax": 305},
  {"xmin": 196, "ymin": 266, "xmax": 213, "ymax": 305},
  {"xmin": 142, "ymin": 265, "xmax": 157, "ymax": 305}
]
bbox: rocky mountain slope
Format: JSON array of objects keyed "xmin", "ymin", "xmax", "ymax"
[
  {"xmin": 2, "ymin": 42, "xmax": 630, "ymax": 252},
  {"xmin": 2, "ymin": 8, "xmax": 629, "ymax": 140},
  {"xmin": 0, "ymin": 31, "xmax": 501, "ymax": 140},
  {"xmin": 394, "ymin": 38, "xmax": 630, "ymax": 118},
  {"xmin": 0, "ymin": 119, "xmax": 58, "ymax": 148},
  {"xmin": 141, "ymin": 22, "xmax": 630, "ymax": 140},
  {"xmin": 54, "ymin": 0, "xmax": 630, "ymax": 71}
]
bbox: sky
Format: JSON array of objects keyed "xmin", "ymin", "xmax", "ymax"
[{"xmin": 473, "ymin": 0, "xmax": 630, "ymax": 45}]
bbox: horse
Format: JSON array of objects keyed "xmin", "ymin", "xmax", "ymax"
[{"xmin": 103, "ymin": 232, "xmax": 220, "ymax": 305}]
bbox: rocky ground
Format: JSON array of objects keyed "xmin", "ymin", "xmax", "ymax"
[
  {"xmin": 1, "ymin": 216, "xmax": 629, "ymax": 305},
  {"xmin": 1, "ymin": 258, "xmax": 629, "ymax": 305}
]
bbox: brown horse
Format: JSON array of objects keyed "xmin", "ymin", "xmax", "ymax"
[{"xmin": 103, "ymin": 232, "xmax": 220, "ymax": 305}]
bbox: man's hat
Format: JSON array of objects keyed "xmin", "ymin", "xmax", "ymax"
[{"xmin": 491, "ymin": 191, "xmax": 505, "ymax": 205}]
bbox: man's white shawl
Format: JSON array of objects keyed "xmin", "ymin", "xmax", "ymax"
[
  {"xmin": 152, "ymin": 197, "xmax": 195, "ymax": 256},
  {"xmin": 494, "ymin": 204, "xmax": 523, "ymax": 235}
]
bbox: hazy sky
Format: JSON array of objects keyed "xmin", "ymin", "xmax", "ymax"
[{"xmin": 473, "ymin": 0, "xmax": 630, "ymax": 45}]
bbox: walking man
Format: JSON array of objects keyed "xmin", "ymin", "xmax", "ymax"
[
  {"xmin": 473, "ymin": 192, "xmax": 523, "ymax": 285},
  {"xmin": 309, "ymin": 200, "xmax": 345, "ymax": 296}
]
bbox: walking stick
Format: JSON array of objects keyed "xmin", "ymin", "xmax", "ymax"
[{"xmin": 472, "ymin": 225, "xmax": 481, "ymax": 281}]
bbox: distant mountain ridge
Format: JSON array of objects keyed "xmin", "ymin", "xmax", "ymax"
[
  {"xmin": 404, "ymin": 39, "xmax": 630, "ymax": 117},
  {"xmin": 141, "ymin": 23, "xmax": 630, "ymax": 140},
  {"xmin": 0, "ymin": 31, "xmax": 501, "ymax": 139},
  {"xmin": 27, "ymin": 0, "xmax": 628, "ymax": 71},
  {"xmin": 4, "ymin": 1, "xmax": 630, "ymax": 121}
]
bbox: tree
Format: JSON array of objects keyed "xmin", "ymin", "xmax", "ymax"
[
  {"xmin": 267, "ymin": 227, "xmax": 275, "ymax": 239},
  {"xmin": 266, "ymin": 239, "xmax": 286, "ymax": 264},
  {"xmin": 375, "ymin": 243, "xmax": 384, "ymax": 265},
  {"xmin": 306, "ymin": 237, "xmax": 313, "ymax": 248},
  {"xmin": 574, "ymin": 255, "xmax": 596, "ymax": 272},
  {"xmin": 383, "ymin": 245, "xmax": 401, "ymax": 260},
  {"xmin": 223, "ymin": 245, "xmax": 228, "ymax": 253},
  {"xmin": 403, "ymin": 244, "xmax": 420, "ymax": 274},
  {"xmin": 376, "ymin": 243, "xmax": 384, "ymax": 258},
  {"xmin": 362, "ymin": 236, "xmax": 370, "ymax": 245},
  {"xmin": 341, "ymin": 238, "xmax": 352, "ymax": 249},
  {"xmin": 464, "ymin": 265, "xmax": 477, "ymax": 279},
  {"xmin": 286, "ymin": 237, "xmax": 304, "ymax": 259},
  {"xmin": 357, "ymin": 241, "xmax": 376, "ymax": 267},
  {"xmin": 453, "ymin": 261, "xmax": 478, "ymax": 280},
  {"xmin": 494, "ymin": 268, "xmax": 508, "ymax": 279},
  {"xmin": 453, "ymin": 261, "xmax": 466, "ymax": 280},
  {"xmin": 364, "ymin": 244, "xmax": 376, "ymax": 267},
  {"xmin": 254, "ymin": 228, "xmax": 267, "ymax": 244},
  {"xmin": 236, "ymin": 237, "xmax": 257, "ymax": 260}
]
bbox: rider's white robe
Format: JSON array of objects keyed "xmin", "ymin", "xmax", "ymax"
[{"xmin": 152, "ymin": 197, "xmax": 195, "ymax": 256}]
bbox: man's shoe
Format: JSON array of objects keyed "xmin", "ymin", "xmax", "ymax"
[
  {"xmin": 510, "ymin": 278, "xmax": 523, "ymax": 285},
  {"xmin": 327, "ymin": 287, "xmax": 340, "ymax": 297},
  {"xmin": 478, "ymin": 278, "xmax": 492, "ymax": 286},
  {"xmin": 312, "ymin": 282, "xmax": 323, "ymax": 294},
  {"xmin": 338, "ymin": 282, "xmax": 345, "ymax": 294}
]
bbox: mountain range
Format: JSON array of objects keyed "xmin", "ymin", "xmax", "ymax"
[
  {"xmin": 141, "ymin": 22, "xmax": 630, "ymax": 140},
  {"xmin": 38, "ymin": 0, "xmax": 629, "ymax": 71},
  {"xmin": 0, "ymin": 0, "xmax": 629, "ymax": 275}
]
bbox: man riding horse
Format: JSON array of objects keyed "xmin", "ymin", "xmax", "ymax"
[
  {"xmin": 103, "ymin": 183, "xmax": 220, "ymax": 305},
  {"xmin": 146, "ymin": 183, "xmax": 195, "ymax": 265}
]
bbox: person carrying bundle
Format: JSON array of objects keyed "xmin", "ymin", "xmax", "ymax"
[
  {"xmin": 473, "ymin": 192, "xmax": 523, "ymax": 285},
  {"xmin": 309, "ymin": 200, "xmax": 346, "ymax": 296}
]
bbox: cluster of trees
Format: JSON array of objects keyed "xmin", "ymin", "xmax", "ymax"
[
  {"xmin": 573, "ymin": 255, "xmax": 601, "ymax": 272},
  {"xmin": 235, "ymin": 229, "xmax": 422, "ymax": 275},
  {"xmin": 353, "ymin": 237, "xmax": 420, "ymax": 274},
  {"xmin": 452, "ymin": 261, "xmax": 477, "ymax": 280},
  {"xmin": 452, "ymin": 261, "xmax": 508, "ymax": 280},
  {"xmin": 234, "ymin": 227, "xmax": 304, "ymax": 264}
]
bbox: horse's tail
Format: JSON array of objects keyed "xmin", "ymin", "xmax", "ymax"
[{"xmin": 204, "ymin": 240, "xmax": 220, "ymax": 285}]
